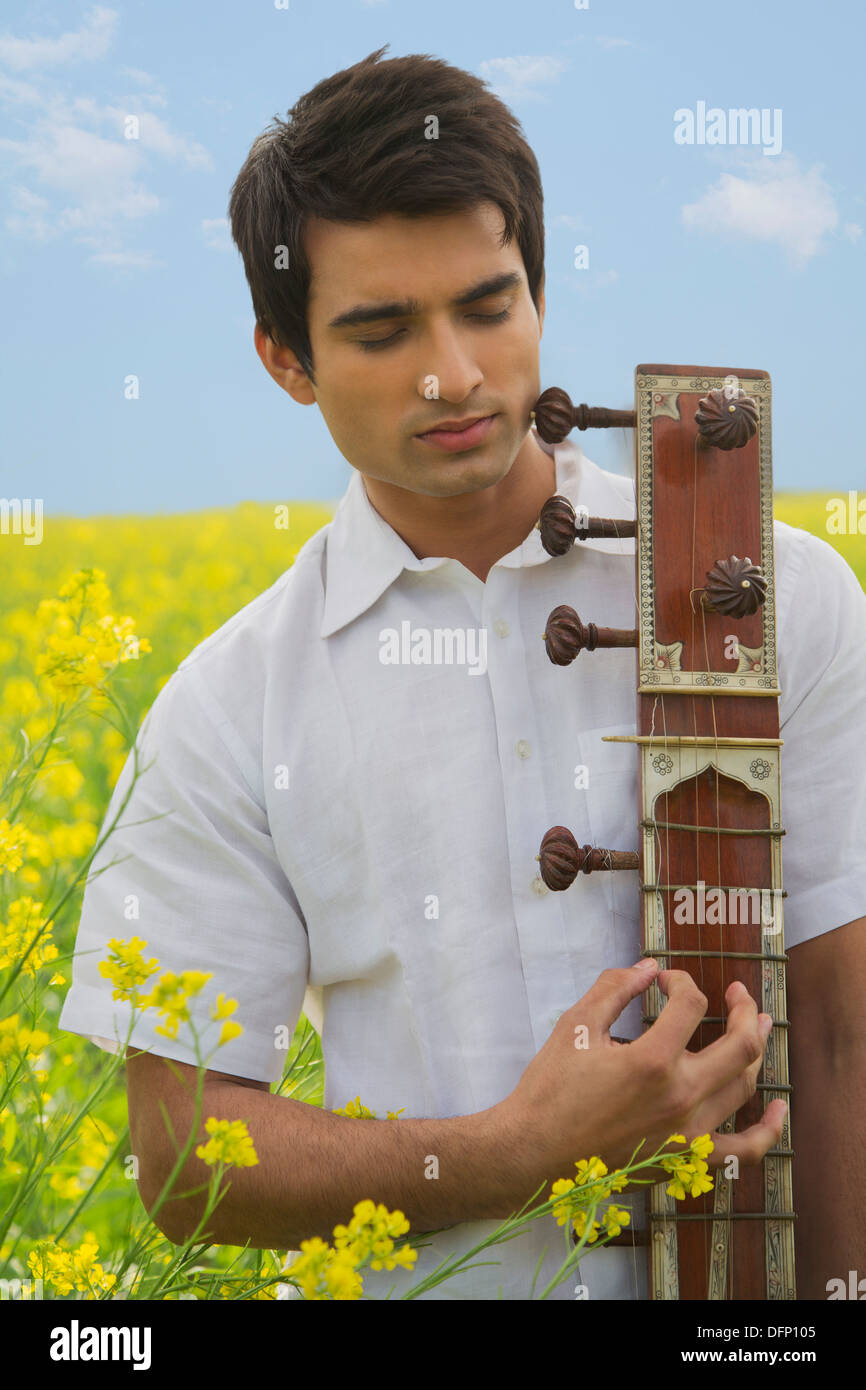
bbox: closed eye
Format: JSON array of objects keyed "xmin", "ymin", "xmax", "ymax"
[{"xmin": 355, "ymin": 307, "xmax": 512, "ymax": 352}]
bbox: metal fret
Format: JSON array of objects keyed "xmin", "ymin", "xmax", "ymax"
[
  {"xmin": 641, "ymin": 819, "xmax": 785, "ymax": 838},
  {"xmin": 649, "ymin": 1211, "xmax": 796, "ymax": 1223},
  {"xmin": 642, "ymin": 1014, "xmax": 790, "ymax": 1028},
  {"xmin": 642, "ymin": 949, "xmax": 789, "ymax": 962},
  {"xmin": 641, "ymin": 883, "xmax": 788, "ymax": 896},
  {"xmin": 603, "ymin": 735, "xmax": 784, "ymax": 747}
]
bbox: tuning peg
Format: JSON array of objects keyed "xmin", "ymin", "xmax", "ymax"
[
  {"xmin": 532, "ymin": 387, "xmax": 636, "ymax": 444},
  {"xmin": 543, "ymin": 604, "xmax": 638, "ymax": 665},
  {"xmin": 702, "ymin": 556, "xmax": 767, "ymax": 618},
  {"xmin": 694, "ymin": 388, "xmax": 759, "ymax": 450},
  {"xmin": 538, "ymin": 826, "xmax": 640, "ymax": 891},
  {"xmin": 538, "ymin": 495, "xmax": 636, "ymax": 556}
]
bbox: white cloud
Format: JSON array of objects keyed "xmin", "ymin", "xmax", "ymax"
[
  {"xmin": 596, "ymin": 36, "xmax": 632, "ymax": 49},
  {"xmin": 572, "ymin": 268, "xmax": 619, "ymax": 294},
  {"xmin": 681, "ymin": 153, "xmax": 839, "ymax": 268},
  {"xmin": 551, "ymin": 213, "xmax": 589, "ymax": 231},
  {"xmin": 90, "ymin": 248, "xmax": 161, "ymax": 268},
  {"xmin": 202, "ymin": 216, "xmax": 231, "ymax": 252},
  {"xmin": 0, "ymin": 10, "xmax": 212, "ymax": 264},
  {"xmin": 478, "ymin": 55, "xmax": 569, "ymax": 104},
  {"xmin": 842, "ymin": 222, "xmax": 862, "ymax": 242},
  {"xmin": 0, "ymin": 5, "xmax": 117, "ymax": 71}
]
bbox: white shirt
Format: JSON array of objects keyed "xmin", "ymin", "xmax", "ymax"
[{"xmin": 59, "ymin": 431, "xmax": 866, "ymax": 1300}]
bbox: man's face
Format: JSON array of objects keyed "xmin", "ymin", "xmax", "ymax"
[{"xmin": 267, "ymin": 201, "xmax": 545, "ymax": 499}]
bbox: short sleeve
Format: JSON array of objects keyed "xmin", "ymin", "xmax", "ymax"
[
  {"xmin": 775, "ymin": 525, "xmax": 866, "ymax": 947},
  {"xmin": 57, "ymin": 665, "xmax": 310, "ymax": 1084}
]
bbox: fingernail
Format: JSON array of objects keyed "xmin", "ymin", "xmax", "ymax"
[
  {"xmin": 632, "ymin": 958, "xmax": 656, "ymax": 970},
  {"xmin": 759, "ymin": 1015, "xmax": 773, "ymax": 1038}
]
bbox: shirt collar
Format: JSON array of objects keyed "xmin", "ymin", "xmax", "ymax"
[{"xmin": 320, "ymin": 429, "xmax": 635, "ymax": 638}]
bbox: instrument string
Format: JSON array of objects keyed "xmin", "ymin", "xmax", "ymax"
[{"xmin": 689, "ymin": 431, "xmax": 714, "ymax": 1287}]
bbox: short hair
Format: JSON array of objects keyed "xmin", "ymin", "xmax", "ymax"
[{"xmin": 228, "ymin": 44, "xmax": 545, "ymax": 385}]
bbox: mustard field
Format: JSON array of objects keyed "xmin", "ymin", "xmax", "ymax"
[{"xmin": 0, "ymin": 493, "xmax": 861, "ymax": 1299}]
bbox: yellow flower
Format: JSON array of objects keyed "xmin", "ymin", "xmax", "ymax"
[
  {"xmin": 139, "ymin": 967, "xmax": 212, "ymax": 1037},
  {"xmin": 332, "ymin": 1095, "xmax": 377, "ymax": 1118},
  {"xmin": 284, "ymin": 1237, "xmax": 337, "ymax": 1300},
  {"xmin": 97, "ymin": 937, "xmax": 160, "ymax": 1004},
  {"xmin": 667, "ymin": 1159, "xmax": 714, "ymax": 1201},
  {"xmin": 49, "ymin": 1172, "xmax": 84, "ymax": 1201},
  {"xmin": 210, "ymin": 993, "xmax": 238, "ymax": 1021},
  {"xmin": 690, "ymin": 1134, "xmax": 715, "ymax": 1161},
  {"xmin": 323, "ymin": 1249, "xmax": 364, "ymax": 1300},
  {"xmin": 0, "ymin": 1014, "xmax": 51, "ymax": 1064},
  {"xmin": 34, "ymin": 569, "xmax": 150, "ymax": 698},
  {"xmin": 572, "ymin": 1210, "xmax": 602, "ymax": 1244},
  {"xmin": 284, "ymin": 1199, "xmax": 417, "ymax": 1298},
  {"xmin": 0, "ymin": 819, "xmax": 26, "ymax": 874},
  {"xmin": 601, "ymin": 1205, "xmax": 631, "ymax": 1237},
  {"xmin": 0, "ymin": 897, "xmax": 59, "ymax": 976},
  {"xmin": 218, "ymin": 1020, "xmax": 244, "ymax": 1047},
  {"xmin": 195, "ymin": 1117, "xmax": 259, "ymax": 1168},
  {"xmin": 27, "ymin": 1233, "xmax": 116, "ymax": 1298},
  {"xmin": 331, "ymin": 1199, "xmax": 417, "ymax": 1273}
]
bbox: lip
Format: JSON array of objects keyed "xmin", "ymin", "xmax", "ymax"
[{"xmin": 416, "ymin": 413, "xmax": 498, "ymax": 452}]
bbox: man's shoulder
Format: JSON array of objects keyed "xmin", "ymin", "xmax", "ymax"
[
  {"xmin": 772, "ymin": 517, "xmax": 864, "ymax": 632},
  {"xmin": 142, "ymin": 523, "xmax": 332, "ymax": 762},
  {"xmin": 175, "ymin": 524, "xmax": 330, "ymax": 681}
]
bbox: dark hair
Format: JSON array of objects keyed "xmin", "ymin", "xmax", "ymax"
[{"xmin": 228, "ymin": 45, "xmax": 545, "ymax": 385}]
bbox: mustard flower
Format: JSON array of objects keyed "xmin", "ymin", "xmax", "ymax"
[
  {"xmin": 97, "ymin": 936, "xmax": 160, "ymax": 1005},
  {"xmin": 195, "ymin": 1117, "xmax": 259, "ymax": 1168}
]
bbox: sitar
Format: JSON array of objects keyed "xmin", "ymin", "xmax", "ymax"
[{"xmin": 532, "ymin": 364, "xmax": 796, "ymax": 1301}]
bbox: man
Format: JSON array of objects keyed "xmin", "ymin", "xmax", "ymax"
[{"xmin": 59, "ymin": 47, "xmax": 866, "ymax": 1300}]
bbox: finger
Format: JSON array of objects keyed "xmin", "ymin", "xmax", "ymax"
[
  {"xmin": 564, "ymin": 960, "xmax": 659, "ymax": 1042},
  {"xmin": 704, "ymin": 1101, "xmax": 788, "ymax": 1170},
  {"xmin": 688, "ymin": 980, "xmax": 766, "ymax": 1095},
  {"xmin": 633, "ymin": 967, "xmax": 709, "ymax": 1056}
]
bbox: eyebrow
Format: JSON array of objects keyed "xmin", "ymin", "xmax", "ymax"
[{"xmin": 326, "ymin": 271, "xmax": 523, "ymax": 331}]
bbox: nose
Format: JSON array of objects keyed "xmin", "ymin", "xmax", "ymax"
[{"xmin": 416, "ymin": 320, "xmax": 484, "ymax": 405}]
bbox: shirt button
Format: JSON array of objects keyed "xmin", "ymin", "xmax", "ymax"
[
  {"xmin": 516, "ymin": 739, "xmax": 531, "ymax": 759},
  {"xmin": 494, "ymin": 619, "xmax": 510, "ymax": 637},
  {"xmin": 531, "ymin": 875, "xmax": 548, "ymax": 896}
]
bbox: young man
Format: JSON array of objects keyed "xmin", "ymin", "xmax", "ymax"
[{"xmin": 59, "ymin": 47, "xmax": 866, "ymax": 1300}]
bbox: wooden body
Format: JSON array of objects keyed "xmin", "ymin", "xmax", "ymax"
[{"xmin": 633, "ymin": 365, "xmax": 795, "ymax": 1299}]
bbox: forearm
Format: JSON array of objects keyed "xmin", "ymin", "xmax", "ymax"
[
  {"xmin": 789, "ymin": 1036, "xmax": 866, "ymax": 1298},
  {"xmin": 142, "ymin": 1083, "xmax": 522, "ymax": 1251}
]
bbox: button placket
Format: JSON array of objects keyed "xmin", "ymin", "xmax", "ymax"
[{"xmin": 481, "ymin": 568, "xmax": 574, "ymax": 1050}]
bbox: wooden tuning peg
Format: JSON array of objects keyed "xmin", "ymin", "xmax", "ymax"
[
  {"xmin": 538, "ymin": 826, "xmax": 639, "ymax": 891},
  {"xmin": 543, "ymin": 604, "xmax": 638, "ymax": 665},
  {"xmin": 538, "ymin": 495, "xmax": 636, "ymax": 556}
]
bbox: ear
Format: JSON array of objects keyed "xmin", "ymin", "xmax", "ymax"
[
  {"xmin": 537, "ymin": 279, "xmax": 546, "ymax": 337},
  {"xmin": 254, "ymin": 323, "xmax": 316, "ymax": 405}
]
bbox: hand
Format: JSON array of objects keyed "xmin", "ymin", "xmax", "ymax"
[
  {"xmin": 660, "ymin": 976, "xmax": 787, "ymax": 1174},
  {"xmin": 496, "ymin": 959, "xmax": 782, "ymax": 1190}
]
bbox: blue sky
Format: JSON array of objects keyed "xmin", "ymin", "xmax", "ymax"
[{"xmin": 1, "ymin": 0, "xmax": 863, "ymax": 515}]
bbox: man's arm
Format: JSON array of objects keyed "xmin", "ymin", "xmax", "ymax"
[
  {"xmin": 786, "ymin": 917, "xmax": 866, "ymax": 1299},
  {"xmin": 127, "ymin": 964, "xmax": 781, "ymax": 1254},
  {"xmin": 126, "ymin": 1049, "xmax": 516, "ymax": 1250}
]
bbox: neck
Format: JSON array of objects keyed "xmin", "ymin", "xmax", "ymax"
[{"xmin": 360, "ymin": 430, "xmax": 557, "ymax": 583}]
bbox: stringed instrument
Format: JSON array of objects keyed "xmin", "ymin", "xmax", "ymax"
[{"xmin": 532, "ymin": 364, "xmax": 795, "ymax": 1300}]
